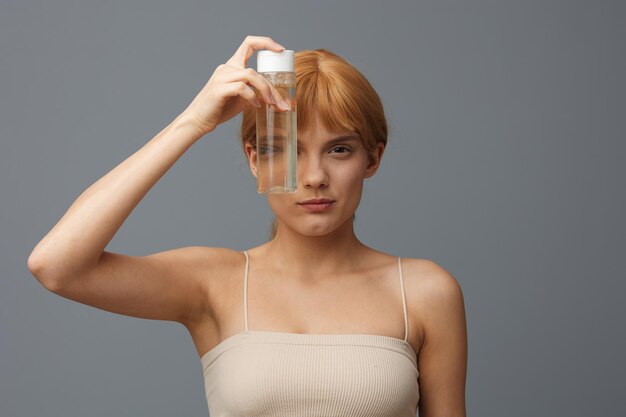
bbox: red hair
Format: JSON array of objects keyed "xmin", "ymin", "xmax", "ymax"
[{"xmin": 239, "ymin": 49, "xmax": 389, "ymax": 240}]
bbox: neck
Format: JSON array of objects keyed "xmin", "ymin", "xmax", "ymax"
[{"xmin": 264, "ymin": 217, "xmax": 367, "ymax": 278}]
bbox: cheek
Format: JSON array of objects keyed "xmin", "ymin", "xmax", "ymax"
[
  {"xmin": 335, "ymin": 160, "xmax": 367, "ymax": 187},
  {"xmin": 266, "ymin": 195, "xmax": 291, "ymax": 216}
]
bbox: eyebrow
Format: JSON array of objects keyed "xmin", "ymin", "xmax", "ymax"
[
  {"xmin": 257, "ymin": 134, "xmax": 360, "ymax": 146},
  {"xmin": 297, "ymin": 135, "xmax": 360, "ymax": 146}
]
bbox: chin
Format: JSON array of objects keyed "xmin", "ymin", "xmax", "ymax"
[
  {"xmin": 297, "ymin": 213, "xmax": 356, "ymax": 236},
  {"xmin": 296, "ymin": 223, "xmax": 336, "ymax": 236}
]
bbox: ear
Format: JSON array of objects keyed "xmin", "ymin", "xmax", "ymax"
[
  {"xmin": 364, "ymin": 142, "xmax": 385, "ymax": 178},
  {"xmin": 244, "ymin": 141, "xmax": 258, "ymax": 179}
]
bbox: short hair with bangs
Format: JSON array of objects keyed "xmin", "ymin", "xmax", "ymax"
[{"xmin": 239, "ymin": 48, "xmax": 389, "ymax": 240}]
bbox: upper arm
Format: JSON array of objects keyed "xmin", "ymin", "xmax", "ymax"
[
  {"xmin": 415, "ymin": 261, "xmax": 468, "ymax": 417},
  {"xmin": 35, "ymin": 246, "xmax": 234, "ymax": 325}
]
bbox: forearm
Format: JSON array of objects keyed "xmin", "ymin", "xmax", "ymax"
[{"xmin": 28, "ymin": 114, "xmax": 204, "ymax": 281}]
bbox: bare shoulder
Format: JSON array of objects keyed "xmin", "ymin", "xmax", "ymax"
[
  {"xmin": 399, "ymin": 257, "xmax": 466, "ymax": 349},
  {"xmin": 400, "ymin": 257, "xmax": 464, "ymax": 302},
  {"xmin": 184, "ymin": 245, "xmax": 244, "ymax": 283},
  {"xmin": 184, "ymin": 246, "xmax": 243, "ymax": 269},
  {"xmin": 401, "ymin": 258, "xmax": 468, "ymax": 415},
  {"xmin": 170, "ymin": 246, "xmax": 244, "ymax": 323},
  {"xmin": 162, "ymin": 245, "xmax": 242, "ymax": 284}
]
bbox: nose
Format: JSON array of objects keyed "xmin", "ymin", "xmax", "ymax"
[{"xmin": 299, "ymin": 154, "xmax": 328, "ymax": 189}]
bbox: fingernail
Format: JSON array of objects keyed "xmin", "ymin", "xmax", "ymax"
[{"xmin": 280, "ymin": 99, "xmax": 290, "ymax": 110}]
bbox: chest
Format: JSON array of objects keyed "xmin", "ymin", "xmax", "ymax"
[{"xmin": 187, "ymin": 258, "xmax": 424, "ymax": 360}]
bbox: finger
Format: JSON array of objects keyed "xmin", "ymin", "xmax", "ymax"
[
  {"xmin": 226, "ymin": 35, "xmax": 285, "ymax": 69},
  {"xmin": 221, "ymin": 81, "xmax": 261, "ymax": 108},
  {"xmin": 221, "ymin": 65, "xmax": 288, "ymax": 108}
]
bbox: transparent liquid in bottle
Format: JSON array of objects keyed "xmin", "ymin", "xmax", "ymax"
[{"xmin": 255, "ymin": 77, "xmax": 297, "ymax": 194}]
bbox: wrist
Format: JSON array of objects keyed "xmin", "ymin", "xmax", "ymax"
[{"xmin": 173, "ymin": 112, "xmax": 212, "ymax": 140}]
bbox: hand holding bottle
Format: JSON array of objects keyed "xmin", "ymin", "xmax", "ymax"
[{"xmin": 181, "ymin": 35, "xmax": 291, "ymax": 137}]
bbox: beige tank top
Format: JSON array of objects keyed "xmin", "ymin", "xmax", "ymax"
[{"xmin": 200, "ymin": 250, "xmax": 419, "ymax": 417}]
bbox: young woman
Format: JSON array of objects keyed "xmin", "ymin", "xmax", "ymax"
[{"xmin": 28, "ymin": 35, "xmax": 467, "ymax": 417}]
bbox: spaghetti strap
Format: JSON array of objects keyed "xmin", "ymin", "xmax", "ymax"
[
  {"xmin": 398, "ymin": 256, "xmax": 409, "ymax": 342},
  {"xmin": 200, "ymin": 251, "xmax": 420, "ymax": 417},
  {"xmin": 243, "ymin": 250, "xmax": 250, "ymax": 331},
  {"xmin": 242, "ymin": 251, "xmax": 408, "ymax": 341}
]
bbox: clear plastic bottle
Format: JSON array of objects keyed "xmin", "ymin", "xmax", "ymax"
[{"xmin": 255, "ymin": 49, "xmax": 297, "ymax": 194}]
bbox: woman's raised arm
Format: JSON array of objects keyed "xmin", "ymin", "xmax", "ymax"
[{"xmin": 27, "ymin": 35, "xmax": 289, "ymax": 325}]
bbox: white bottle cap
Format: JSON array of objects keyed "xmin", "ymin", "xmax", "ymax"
[{"xmin": 257, "ymin": 50, "xmax": 294, "ymax": 73}]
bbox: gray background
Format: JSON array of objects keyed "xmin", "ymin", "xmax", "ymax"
[{"xmin": 1, "ymin": 0, "xmax": 624, "ymax": 416}]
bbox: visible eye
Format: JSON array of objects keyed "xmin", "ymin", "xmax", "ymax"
[
  {"xmin": 330, "ymin": 146, "xmax": 351, "ymax": 154},
  {"xmin": 259, "ymin": 145, "xmax": 283, "ymax": 155}
]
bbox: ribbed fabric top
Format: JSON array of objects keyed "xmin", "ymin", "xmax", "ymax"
[{"xmin": 200, "ymin": 251, "xmax": 419, "ymax": 417}]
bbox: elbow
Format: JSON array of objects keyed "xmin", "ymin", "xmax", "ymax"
[{"xmin": 27, "ymin": 253, "xmax": 64, "ymax": 293}]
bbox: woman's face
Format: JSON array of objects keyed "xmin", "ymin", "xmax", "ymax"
[{"xmin": 246, "ymin": 116, "xmax": 384, "ymax": 236}]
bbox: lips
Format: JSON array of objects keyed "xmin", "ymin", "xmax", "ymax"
[
  {"xmin": 298, "ymin": 199, "xmax": 335, "ymax": 213},
  {"xmin": 298, "ymin": 198, "xmax": 335, "ymax": 205}
]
